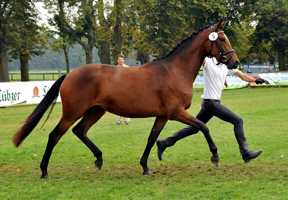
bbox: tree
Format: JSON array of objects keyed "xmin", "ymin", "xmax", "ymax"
[
  {"xmin": 45, "ymin": 0, "xmax": 97, "ymax": 64},
  {"xmin": 0, "ymin": 0, "xmax": 45, "ymax": 82},
  {"xmin": 253, "ymin": 0, "xmax": 288, "ymax": 70},
  {"xmin": 46, "ymin": 34, "xmax": 74, "ymax": 73},
  {"xmin": 12, "ymin": 7, "xmax": 45, "ymax": 81},
  {"xmin": 128, "ymin": 0, "xmax": 151, "ymax": 64},
  {"xmin": 0, "ymin": 1, "xmax": 21, "ymax": 82},
  {"xmin": 130, "ymin": 0, "xmax": 250, "ymax": 60},
  {"xmin": 140, "ymin": 0, "xmax": 190, "ymax": 58},
  {"xmin": 110, "ymin": 0, "xmax": 123, "ymax": 64},
  {"xmin": 46, "ymin": 2, "xmax": 78, "ymax": 73},
  {"xmin": 96, "ymin": 0, "xmax": 112, "ymax": 64},
  {"xmin": 231, "ymin": 22, "xmax": 255, "ymax": 64}
]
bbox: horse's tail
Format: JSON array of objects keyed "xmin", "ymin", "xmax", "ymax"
[{"xmin": 13, "ymin": 75, "xmax": 66, "ymax": 147}]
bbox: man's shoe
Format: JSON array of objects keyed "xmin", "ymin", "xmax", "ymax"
[
  {"xmin": 242, "ymin": 149, "xmax": 263, "ymax": 163},
  {"xmin": 156, "ymin": 139, "xmax": 167, "ymax": 161}
]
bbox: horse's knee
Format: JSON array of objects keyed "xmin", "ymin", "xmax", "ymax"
[
  {"xmin": 47, "ymin": 130, "xmax": 60, "ymax": 145},
  {"xmin": 72, "ymin": 125, "xmax": 85, "ymax": 137}
]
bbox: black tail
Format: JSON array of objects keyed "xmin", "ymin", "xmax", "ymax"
[{"xmin": 13, "ymin": 75, "xmax": 66, "ymax": 147}]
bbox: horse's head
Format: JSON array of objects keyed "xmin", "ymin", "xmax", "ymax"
[{"xmin": 206, "ymin": 21, "xmax": 240, "ymax": 69}]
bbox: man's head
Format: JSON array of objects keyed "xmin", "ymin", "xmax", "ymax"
[{"xmin": 117, "ymin": 54, "xmax": 125, "ymax": 65}]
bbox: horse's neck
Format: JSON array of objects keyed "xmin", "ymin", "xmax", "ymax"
[{"xmin": 169, "ymin": 35, "xmax": 208, "ymax": 83}]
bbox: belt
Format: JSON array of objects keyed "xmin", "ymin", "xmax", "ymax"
[{"xmin": 203, "ymin": 99, "xmax": 220, "ymax": 103}]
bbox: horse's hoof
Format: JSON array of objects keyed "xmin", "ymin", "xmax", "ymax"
[
  {"xmin": 142, "ymin": 170, "xmax": 152, "ymax": 175},
  {"xmin": 40, "ymin": 174, "xmax": 51, "ymax": 179},
  {"xmin": 211, "ymin": 156, "xmax": 220, "ymax": 167},
  {"xmin": 94, "ymin": 160, "xmax": 103, "ymax": 170},
  {"xmin": 213, "ymin": 162, "xmax": 220, "ymax": 167}
]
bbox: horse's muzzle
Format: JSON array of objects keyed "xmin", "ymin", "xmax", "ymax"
[
  {"xmin": 233, "ymin": 60, "xmax": 240, "ymax": 69},
  {"xmin": 227, "ymin": 59, "xmax": 240, "ymax": 69}
]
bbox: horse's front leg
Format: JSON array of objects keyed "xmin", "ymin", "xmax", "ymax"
[
  {"xmin": 173, "ymin": 110, "xmax": 219, "ymax": 167},
  {"xmin": 140, "ymin": 117, "xmax": 168, "ymax": 175}
]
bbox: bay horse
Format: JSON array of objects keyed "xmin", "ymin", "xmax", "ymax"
[{"xmin": 13, "ymin": 21, "xmax": 240, "ymax": 179}]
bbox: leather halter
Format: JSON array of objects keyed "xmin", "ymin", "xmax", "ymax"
[{"xmin": 209, "ymin": 26, "xmax": 235, "ymax": 65}]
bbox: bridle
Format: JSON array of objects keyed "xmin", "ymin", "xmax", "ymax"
[{"xmin": 209, "ymin": 26, "xmax": 235, "ymax": 65}]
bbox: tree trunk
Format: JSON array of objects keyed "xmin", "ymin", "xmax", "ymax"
[
  {"xmin": 278, "ymin": 46, "xmax": 286, "ymax": 71},
  {"xmin": 85, "ymin": 47, "xmax": 93, "ymax": 64},
  {"xmin": 257, "ymin": 55, "xmax": 264, "ymax": 64},
  {"xmin": 269, "ymin": 55, "xmax": 275, "ymax": 64},
  {"xmin": 246, "ymin": 57, "xmax": 251, "ymax": 64},
  {"xmin": 20, "ymin": 58, "xmax": 29, "ymax": 81},
  {"xmin": 97, "ymin": 0, "xmax": 112, "ymax": 65},
  {"xmin": 86, "ymin": 0, "xmax": 94, "ymax": 64},
  {"xmin": 63, "ymin": 45, "xmax": 70, "ymax": 73},
  {"xmin": 113, "ymin": 0, "xmax": 122, "ymax": 65},
  {"xmin": 0, "ymin": 52, "xmax": 9, "ymax": 82},
  {"xmin": 98, "ymin": 41, "xmax": 111, "ymax": 64},
  {"xmin": 137, "ymin": 52, "xmax": 150, "ymax": 65}
]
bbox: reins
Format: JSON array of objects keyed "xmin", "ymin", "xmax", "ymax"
[{"xmin": 209, "ymin": 26, "xmax": 235, "ymax": 65}]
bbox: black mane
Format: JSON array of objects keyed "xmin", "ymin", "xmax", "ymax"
[{"xmin": 153, "ymin": 25, "xmax": 210, "ymax": 61}]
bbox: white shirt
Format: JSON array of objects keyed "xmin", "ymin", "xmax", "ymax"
[
  {"xmin": 118, "ymin": 64, "xmax": 129, "ymax": 67},
  {"xmin": 201, "ymin": 57, "xmax": 238, "ymax": 100}
]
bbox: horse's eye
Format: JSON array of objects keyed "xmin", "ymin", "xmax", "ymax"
[{"xmin": 219, "ymin": 38, "xmax": 225, "ymax": 42}]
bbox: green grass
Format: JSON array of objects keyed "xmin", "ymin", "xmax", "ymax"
[{"xmin": 0, "ymin": 88, "xmax": 287, "ymax": 199}]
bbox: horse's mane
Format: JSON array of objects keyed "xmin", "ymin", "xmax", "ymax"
[{"xmin": 153, "ymin": 25, "xmax": 210, "ymax": 61}]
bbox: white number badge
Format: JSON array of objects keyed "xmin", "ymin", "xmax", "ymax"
[{"xmin": 208, "ymin": 32, "xmax": 218, "ymax": 41}]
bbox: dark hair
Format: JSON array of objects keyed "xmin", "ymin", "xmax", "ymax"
[{"xmin": 117, "ymin": 54, "xmax": 125, "ymax": 59}]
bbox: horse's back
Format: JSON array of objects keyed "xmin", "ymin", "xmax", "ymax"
[{"xmin": 59, "ymin": 63, "xmax": 168, "ymax": 118}]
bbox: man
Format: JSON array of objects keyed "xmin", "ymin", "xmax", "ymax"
[
  {"xmin": 115, "ymin": 54, "xmax": 131, "ymax": 125},
  {"xmin": 157, "ymin": 57, "xmax": 269, "ymax": 163}
]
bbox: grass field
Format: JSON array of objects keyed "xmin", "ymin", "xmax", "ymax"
[{"xmin": 0, "ymin": 87, "xmax": 287, "ymax": 199}]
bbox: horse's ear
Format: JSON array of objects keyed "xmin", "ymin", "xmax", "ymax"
[{"xmin": 216, "ymin": 20, "xmax": 226, "ymax": 31}]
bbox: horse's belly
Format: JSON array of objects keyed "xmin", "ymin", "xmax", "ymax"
[{"xmin": 102, "ymin": 101, "xmax": 166, "ymax": 118}]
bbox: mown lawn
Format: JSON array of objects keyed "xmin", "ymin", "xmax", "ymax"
[{"xmin": 0, "ymin": 87, "xmax": 287, "ymax": 199}]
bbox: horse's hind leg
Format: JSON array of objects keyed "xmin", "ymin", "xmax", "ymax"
[
  {"xmin": 72, "ymin": 106, "xmax": 106, "ymax": 170},
  {"xmin": 40, "ymin": 119, "xmax": 75, "ymax": 179},
  {"xmin": 140, "ymin": 116, "xmax": 168, "ymax": 175}
]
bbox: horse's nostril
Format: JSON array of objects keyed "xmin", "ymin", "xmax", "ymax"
[{"xmin": 235, "ymin": 60, "xmax": 240, "ymax": 67}]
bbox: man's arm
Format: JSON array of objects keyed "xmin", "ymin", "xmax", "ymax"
[
  {"xmin": 234, "ymin": 71, "xmax": 256, "ymax": 82},
  {"xmin": 234, "ymin": 71, "xmax": 269, "ymax": 84}
]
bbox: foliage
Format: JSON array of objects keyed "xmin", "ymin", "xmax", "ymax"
[
  {"xmin": 250, "ymin": 0, "xmax": 288, "ymax": 68},
  {"xmin": 0, "ymin": 88, "xmax": 288, "ymax": 199},
  {"xmin": 142, "ymin": 0, "xmax": 190, "ymax": 58},
  {"xmin": 1, "ymin": 1, "xmax": 46, "ymax": 61},
  {"xmin": 254, "ymin": 0, "xmax": 288, "ymax": 47},
  {"xmin": 3, "ymin": 0, "xmax": 288, "ymax": 71},
  {"xmin": 44, "ymin": 0, "xmax": 97, "ymax": 64},
  {"xmin": 231, "ymin": 22, "xmax": 255, "ymax": 62},
  {"xmin": 0, "ymin": 0, "xmax": 46, "ymax": 81}
]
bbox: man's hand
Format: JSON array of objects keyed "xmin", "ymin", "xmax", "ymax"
[{"xmin": 255, "ymin": 78, "xmax": 270, "ymax": 85}]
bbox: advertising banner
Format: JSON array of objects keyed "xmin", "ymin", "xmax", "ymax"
[
  {"xmin": 193, "ymin": 72, "xmax": 288, "ymax": 90},
  {"xmin": 258, "ymin": 73, "xmax": 288, "ymax": 86},
  {"xmin": 0, "ymin": 82, "xmax": 27, "ymax": 107},
  {"xmin": 243, "ymin": 64, "xmax": 276, "ymax": 73},
  {"xmin": 0, "ymin": 81, "xmax": 61, "ymax": 107}
]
